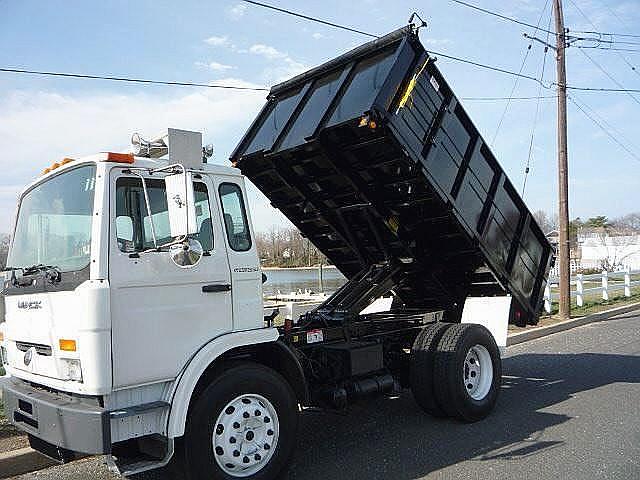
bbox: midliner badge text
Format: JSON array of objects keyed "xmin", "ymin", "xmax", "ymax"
[{"xmin": 17, "ymin": 300, "xmax": 42, "ymax": 310}]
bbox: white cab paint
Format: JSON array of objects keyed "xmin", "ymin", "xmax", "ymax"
[
  {"xmin": 3, "ymin": 280, "xmax": 111, "ymax": 395},
  {"xmin": 108, "ymin": 169, "xmax": 234, "ymax": 388},
  {"xmin": 166, "ymin": 327, "xmax": 279, "ymax": 437},
  {"xmin": 213, "ymin": 175, "xmax": 263, "ymax": 332}
]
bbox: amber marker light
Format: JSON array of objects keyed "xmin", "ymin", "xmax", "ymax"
[{"xmin": 59, "ymin": 339, "xmax": 77, "ymax": 352}]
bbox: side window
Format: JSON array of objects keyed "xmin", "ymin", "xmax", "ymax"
[
  {"xmin": 219, "ymin": 183, "xmax": 251, "ymax": 252},
  {"xmin": 115, "ymin": 178, "xmax": 214, "ymax": 252}
]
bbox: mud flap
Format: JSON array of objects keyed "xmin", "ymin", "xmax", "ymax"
[{"xmin": 461, "ymin": 296, "xmax": 511, "ymax": 356}]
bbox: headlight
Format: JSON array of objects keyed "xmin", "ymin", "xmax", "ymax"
[{"xmin": 61, "ymin": 358, "xmax": 83, "ymax": 382}]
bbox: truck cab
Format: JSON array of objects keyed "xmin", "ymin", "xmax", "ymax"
[{"xmin": 1, "ymin": 129, "xmax": 279, "ymax": 475}]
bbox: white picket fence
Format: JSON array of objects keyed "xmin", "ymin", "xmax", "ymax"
[{"xmin": 544, "ymin": 268, "xmax": 640, "ymax": 314}]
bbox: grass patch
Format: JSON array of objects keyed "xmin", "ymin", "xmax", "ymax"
[{"xmin": 541, "ymin": 289, "xmax": 640, "ymax": 320}]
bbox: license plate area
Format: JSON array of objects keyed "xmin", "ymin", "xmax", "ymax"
[{"xmin": 14, "ymin": 398, "xmax": 39, "ymax": 430}]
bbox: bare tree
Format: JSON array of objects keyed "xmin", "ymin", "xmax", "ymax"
[
  {"xmin": 255, "ymin": 226, "xmax": 327, "ymax": 267},
  {"xmin": 0, "ymin": 234, "xmax": 9, "ymax": 270},
  {"xmin": 532, "ymin": 210, "xmax": 558, "ymax": 235},
  {"xmin": 611, "ymin": 212, "xmax": 640, "ymax": 234}
]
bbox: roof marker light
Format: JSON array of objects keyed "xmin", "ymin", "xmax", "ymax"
[{"xmin": 105, "ymin": 152, "xmax": 135, "ymax": 164}]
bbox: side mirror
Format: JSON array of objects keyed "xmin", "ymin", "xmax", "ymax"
[
  {"xmin": 165, "ymin": 170, "xmax": 198, "ymax": 238},
  {"xmin": 169, "ymin": 238, "xmax": 203, "ymax": 269}
]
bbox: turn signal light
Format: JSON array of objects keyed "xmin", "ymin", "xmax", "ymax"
[
  {"xmin": 59, "ymin": 339, "xmax": 77, "ymax": 352},
  {"xmin": 105, "ymin": 152, "xmax": 135, "ymax": 164}
]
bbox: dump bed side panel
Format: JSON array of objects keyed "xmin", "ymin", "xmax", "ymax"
[{"xmin": 232, "ymin": 27, "xmax": 552, "ymax": 322}]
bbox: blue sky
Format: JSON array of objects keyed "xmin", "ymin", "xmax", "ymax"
[{"xmin": 1, "ymin": 0, "xmax": 639, "ymax": 234}]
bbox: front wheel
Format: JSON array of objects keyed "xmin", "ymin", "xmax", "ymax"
[{"xmin": 181, "ymin": 362, "xmax": 298, "ymax": 480}]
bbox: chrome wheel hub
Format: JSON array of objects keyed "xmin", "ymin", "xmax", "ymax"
[
  {"xmin": 463, "ymin": 344, "xmax": 493, "ymax": 401},
  {"xmin": 212, "ymin": 394, "xmax": 279, "ymax": 477}
]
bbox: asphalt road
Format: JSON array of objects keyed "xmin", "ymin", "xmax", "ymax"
[{"xmin": 10, "ymin": 311, "xmax": 640, "ymax": 479}]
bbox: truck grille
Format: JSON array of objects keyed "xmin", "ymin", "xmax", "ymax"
[{"xmin": 15, "ymin": 341, "xmax": 53, "ymax": 356}]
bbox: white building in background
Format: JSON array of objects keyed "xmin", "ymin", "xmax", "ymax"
[{"xmin": 578, "ymin": 232, "xmax": 640, "ymax": 270}]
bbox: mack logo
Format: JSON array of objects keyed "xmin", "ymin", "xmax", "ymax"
[
  {"xmin": 23, "ymin": 348, "xmax": 34, "ymax": 366},
  {"xmin": 17, "ymin": 300, "xmax": 42, "ymax": 310}
]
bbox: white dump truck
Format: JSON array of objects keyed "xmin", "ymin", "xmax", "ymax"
[{"xmin": 0, "ymin": 27, "xmax": 552, "ymax": 480}]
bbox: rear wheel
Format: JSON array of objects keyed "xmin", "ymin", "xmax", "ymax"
[
  {"xmin": 433, "ymin": 323, "xmax": 501, "ymax": 422},
  {"xmin": 181, "ymin": 362, "xmax": 298, "ymax": 480},
  {"xmin": 409, "ymin": 322, "xmax": 452, "ymax": 417}
]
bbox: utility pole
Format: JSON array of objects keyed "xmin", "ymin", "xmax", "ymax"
[{"xmin": 553, "ymin": 0, "xmax": 571, "ymax": 320}]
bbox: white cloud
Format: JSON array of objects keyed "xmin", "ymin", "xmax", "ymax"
[
  {"xmin": 194, "ymin": 61, "xmax": 235, "ymax": 72},
  {"xmin": 248, "ymin": 44, "xmax": 309, "ymax": 83},
  {"xmin": 249, "ymin": 44, "xmax": 288, "ymax": 60},
  {"xmin": 204, "ymin": 35, "xmax": 229, "ymax": 47},
  {"xmin": 227, "ymin": 3, "xmax": 247, "ymax": 20},
  {"xmin": 422, "ymin": 38, "xmax": 452, "ymax": 46},
  {"xmin": 0, "ymin": 81, "xmax": 267, "ymax": 233},
  {"xmin": 312, "ymin": 32, "xmax": 325, "ymax": 40}
]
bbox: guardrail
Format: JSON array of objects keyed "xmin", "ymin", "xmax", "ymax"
[{"xmin": 544, "ymin": 268, "xmax": 640, "ymax": 314}]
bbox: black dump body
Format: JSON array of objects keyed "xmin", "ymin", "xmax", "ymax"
[{"xmin": 232, "ymin": 26, "xmax": 553, "ymax": 325}]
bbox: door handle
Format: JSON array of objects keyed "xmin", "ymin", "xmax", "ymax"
[{"xmin": 202, "ymin": 284, "xmax": 231, "ymax": 293}]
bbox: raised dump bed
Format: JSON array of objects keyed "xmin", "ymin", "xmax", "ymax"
[{"xmin": 231, "ymin": 26, "xmax": 553, "ymax": 325}]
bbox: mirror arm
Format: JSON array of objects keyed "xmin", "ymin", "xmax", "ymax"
[{"xmin": 133, "ymin": 172, "xmax": 158, "ymax": 249}]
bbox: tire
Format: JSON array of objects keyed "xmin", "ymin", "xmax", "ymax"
[
  {"xmin": 181, "ymin": 362, "xmax": 298, "ymax": 480},
  {"xmin": 434, "ymin": 323, "xmax": 501, "ymax": 422},
  {"xmin": 409, "ymin": 322, "xmax": 453, "ymax": 417}
]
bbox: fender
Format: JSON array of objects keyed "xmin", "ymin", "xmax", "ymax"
[{"xmin": 166, "ymin": 327, "xmax": 279, "ymax": 437}]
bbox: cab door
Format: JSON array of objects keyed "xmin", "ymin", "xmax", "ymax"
[
  {"xmin": 216, "ymin": 178, "xmax": 263, "ymax": 331},
  {"xmin": 108, "ymin": 170, "xmax": 232, "ymax": 388}
]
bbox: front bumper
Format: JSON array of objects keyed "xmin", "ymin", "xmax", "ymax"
[{"xmin": 2, "ymin": 377, "xmax": 111, "ymax": 455}]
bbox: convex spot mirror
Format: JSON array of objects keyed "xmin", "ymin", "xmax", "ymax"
[
  {"xmin": 165, "ymin": 170, "xmax": 198, "ymax": 238},
  {"xmin": 169, "ymin": 238, "xmax": 203, "ymax": 269}
]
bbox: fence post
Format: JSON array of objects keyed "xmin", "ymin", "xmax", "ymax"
[
  {"xmin": 602, "ymin": 270, "xmax": 609, "ymax": 301},
  {"xmin": 544, "ymin": 284, "xmax": 551, "ymax": 314},
  {"xmin": 576, "ymin": 273, "xmax": 584, "ymax": 307},
  {"xmin": 624, "ymin": 267, "xmax": 631, "ymax": 298}
]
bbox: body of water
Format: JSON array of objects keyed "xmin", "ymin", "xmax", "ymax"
[{"xmin": 262, "ymin": 267, "xmax": 346, "ymax": 296}]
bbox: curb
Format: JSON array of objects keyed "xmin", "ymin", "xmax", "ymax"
[
  {"xmin": 507, "ymin": 302, "xmax": 640, "ymax": 346},
  {"xmin": 0, "ymin": 447, "xmax": 57, "ymax": 479}
]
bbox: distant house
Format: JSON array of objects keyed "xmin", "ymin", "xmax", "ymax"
[{"xmin": 578, "ymin": 231, "xmax": 640, "ymax": 270}]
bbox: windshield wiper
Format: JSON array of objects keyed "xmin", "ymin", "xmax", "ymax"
[{"xmin": 9, "ymin": 264, "xmax": 62, "ymax": 287}]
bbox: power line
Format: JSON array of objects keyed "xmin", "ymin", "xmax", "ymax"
[
  {"xmin": 0, "ymin": 67, "xmax": 269, "ymax": 91},
  {"xmin": 461, "ymin": 95, "xmax": 557, "ymax": 101},
  {"xmin": 239, "ymin": 0, "xmax": 378, "ymax": 38},
  {"xmin": 577, "ymin": 46, "xmax": 640, "ymax": 54},
  {"xmin": 571, "ymin": 30, "xmax": 640, "ymax": 40},
  {"xmin": 240, "ymin": 0, "xmax": 552, "ymax": 86},
  {"xmin": 571, "ymin": 94, "xmax": 640, "ymax": 154},
  {"xmin": 566, "ymin": 0, "xmax": 640, "ymax": 79},
  {"xmin": 422, "ymin": 50, "xmax": 548, "ymax": 86},
  {"xmin": 566, "ymin": 85, "xmax": 640, "ymax": 93},
  {"xmin": 568, "ymin": 94, "xmax": 640, "ymax": 163},
  {"xmin": 238, "ymin": 2, "xmax": 640, "ymax": 93},
  {"xmin": 2, "ymin": 7, "xmax": 637, "ymax": 96},
  {"xmin": 577, "ymin": 48, "xmax": 640, "ymax": 106},
  {"xmin": 523, "ymin": 8, "xmax": 554, "ymax": 198},
  {"xmin": 491, "ymin": 0, "xmax": 551, "ymax": 147},
  {"xmin": 449, "ymin": 0, "xmax": 556, "ymax": 36}
]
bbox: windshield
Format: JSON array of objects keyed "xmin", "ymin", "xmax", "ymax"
[{"xmin": 7, "ymin": 164, "xmax": 97, "ymax": 273}]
